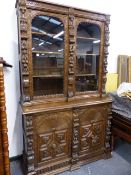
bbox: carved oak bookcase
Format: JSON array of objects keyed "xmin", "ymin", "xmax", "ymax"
[{"xmin": 16, "ymin": 0, "xmax": 112, "ymax": 174}]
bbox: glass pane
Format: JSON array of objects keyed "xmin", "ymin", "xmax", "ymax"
[
  {"xmin": 76, "ymin": 23, "xmax": 101, "ymax": 92},
  {"xmin": 32, "ymin": 15, "xmax": 64, "ymax": 96}
]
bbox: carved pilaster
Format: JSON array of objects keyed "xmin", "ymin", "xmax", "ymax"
[
  {"xmin": 24, "ymin": 115, "xmax": 36, "ymax": 175},
  {"xmin": 18, "ymin": 0, "xmax": 30, "ymax": 102},
  {"xmin": 0, "ymin": 63, "xmax": 10, "ymax": 175},
  {"xmin": 104, "ymin": 106, "xmax": 112, "ymax": 157},
  {"xmin": 68, "ymin": 9, "xmax": 76, "ymax": 98},
  {"xmin": 102, "ymin": 15, "xmax": 110, "ymax": 94},
  {"xmin": 71, "ymin": 109, "xmax": 80, "ymax": 170}
]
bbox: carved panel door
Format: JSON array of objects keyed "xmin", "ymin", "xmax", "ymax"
[
  {"xmin": 79, "ymin": 105, "xmax": 108, "ymax": 163},
  {"xmin": 32, "ymin": 110, "xmax": 72, "ymax": 174}
]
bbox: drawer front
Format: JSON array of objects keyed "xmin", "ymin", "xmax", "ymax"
[{"xmin": 79, "ymin": 105, "xmax": 108, "ymax": 162}]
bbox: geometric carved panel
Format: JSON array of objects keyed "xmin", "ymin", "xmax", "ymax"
[
  {"xmin": 38, "ymin": 129, "xmax": 69, "ymax": 162},
  {"xmin": 80, "ymin": 121, "xmax": 103, "ymax": 151}
]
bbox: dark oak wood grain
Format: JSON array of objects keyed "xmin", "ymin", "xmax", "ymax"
[{"xmin": 16, "ymin": 0, "xmax": 111, "ymax": 174}]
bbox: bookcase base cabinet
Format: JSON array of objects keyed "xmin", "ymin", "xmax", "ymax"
[{"xmin": 23, "ymin": 102, "xmax": 111, "ymax": 175}]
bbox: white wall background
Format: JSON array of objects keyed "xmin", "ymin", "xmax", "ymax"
[{"xmin": 0, "ymin": 0, "xmax": 131, "ymax": 157}]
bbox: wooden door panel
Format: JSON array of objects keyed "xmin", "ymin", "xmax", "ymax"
[
  {"xmin": 33, "ymin": 110, "xmax": 72, "ymax": 167},
  {"xmin": 79, "ymin": 105, "xmax": 108, "ymax": 157}
]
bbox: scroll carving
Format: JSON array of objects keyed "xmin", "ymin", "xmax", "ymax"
[
  {"xmin": 71, "ymin": 109, "xmax": 80, "ymax": 170},
  {"xmin": 102, "ymin": 15, "xmax": 110, "ymax": 94},
  {"xmin": 24, "ymin": 115, "xmax": 36, "ymax": 175}
]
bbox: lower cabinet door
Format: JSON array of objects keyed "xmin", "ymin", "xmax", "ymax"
[
  {"xmin": 79, "ymin": 105, "xmax": 108, "ymax": 164},
  {"xmin": 32, "ymin": 110, "xmax": 72, "ymax": 174},
  {"xmin": 23, "ymin": 103, "xmax": 111, "ymax": 174}
]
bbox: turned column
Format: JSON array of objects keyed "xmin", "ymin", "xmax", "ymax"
[{"xmin": 0, "ymin": 57, "xmax": 12, "ymax": 175}]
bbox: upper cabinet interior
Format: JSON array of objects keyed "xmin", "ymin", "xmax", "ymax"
[
  {"xmin": 32, "ymin": 15, "xmax": 65, "ymax": 96},
  {"xmin": 76, "ymin": 22, "xmax": 101, "ymax": 93}
]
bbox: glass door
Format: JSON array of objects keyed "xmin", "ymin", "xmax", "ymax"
[
  {"xmin": 31, "ymin": 15, "xmax": 65, "ymax": 96},
  {"xmin": 76, "ymin": 22, "xmax": 101, "ymax": 93}
]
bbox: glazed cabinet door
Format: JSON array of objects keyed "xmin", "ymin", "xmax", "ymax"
[
  {"xmin": 78, "ymin": 105, "xmax": 108, "ymax": 164},
  {"xmin": 30, "ymin": 11, "xmax": 68, "ymax": 98},
  {"xmin": 75, "ymin": 18, "xmax": 105, "ymax": 96},
  {"xmin": 19, "ymin": 9, "xmax": 69, "ymax": 101},
  {"xmin": 23, "ymin": 110, "xmax": 72, "ymax": 175}
]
